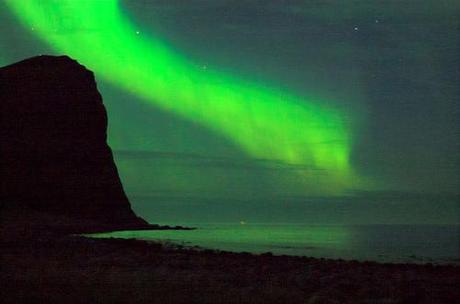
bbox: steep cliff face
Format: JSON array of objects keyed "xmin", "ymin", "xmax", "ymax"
[{"xmin": 0, "ymin": 55, "xmax": 148, "ymax": 233}]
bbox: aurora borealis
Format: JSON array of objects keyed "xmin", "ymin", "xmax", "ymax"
[
  {"xmin": 1, "ymin": 0, "xmax": 458, "ymax": 224},
  {"xmin": 4, "ymin": 0, "xmax": 359, "ymax": 190}
]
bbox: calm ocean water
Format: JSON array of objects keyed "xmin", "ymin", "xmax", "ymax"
[{"xmin": 89, "ymin": 224, "xmax": 459, "ymax": 264}]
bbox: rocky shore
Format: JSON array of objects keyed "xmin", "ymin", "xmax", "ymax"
[{"xmin": 1, "ymin": 235, "xmax": 459, "ymax": 304}]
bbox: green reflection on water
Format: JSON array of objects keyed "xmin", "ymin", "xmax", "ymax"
[{"xmin": 88, "ymin": 224, "xmax": 350, "ymax": 257}]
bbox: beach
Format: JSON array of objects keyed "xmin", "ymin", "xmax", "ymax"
[{"xmin": 2, "ymin": 234, "xmax": 459, "ymax": 303}]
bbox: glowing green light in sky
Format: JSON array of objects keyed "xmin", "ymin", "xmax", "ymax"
[{"xmin": 5, "ymin": 0, "xmax": 363, "ymax": 192}]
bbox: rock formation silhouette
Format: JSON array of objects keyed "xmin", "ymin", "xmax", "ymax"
[{"xmin": 0, "ymin": 55, "xmax": 149, "ymax": 233}]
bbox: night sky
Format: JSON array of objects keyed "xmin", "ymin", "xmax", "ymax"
[{"xmin": 1, "ymin": 0, "xmax": 458, "ymax": 224}]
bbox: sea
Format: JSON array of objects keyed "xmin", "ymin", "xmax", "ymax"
[{"xmin": 88, "ymin": 223, "xmax": 459, "ymax": 265}]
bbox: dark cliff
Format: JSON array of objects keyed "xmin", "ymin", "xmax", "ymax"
[{"xmin": 0, "ymin": 55, "xmax": 149, "ymax": 234}]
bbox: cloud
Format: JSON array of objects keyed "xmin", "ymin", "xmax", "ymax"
[{"xmin": 113, "ymin": 150, "xmax": 325, "ymax": 172}]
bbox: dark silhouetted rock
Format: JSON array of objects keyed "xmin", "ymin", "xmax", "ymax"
[{"xmin": 0, "ymin": 55, "xmax": 150, "ymax": 234}]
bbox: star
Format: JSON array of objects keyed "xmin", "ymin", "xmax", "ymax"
[{"xmin": 354, "ymin": 26, "xmax": 359, "ymax": 31}]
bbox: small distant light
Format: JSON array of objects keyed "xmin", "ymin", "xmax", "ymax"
[
  {"xmin": 135, "ymin": 31, "xmax": 140, "ymax": 35},
  {"xmin": 354, "ymin": 26, "xmax": 359, "ymax": 31},
  {"xmin": 31, "ymin": 27, "xmax": 35, "ymax": 31},
  {"xmin": 375, "ymin": 19, "xmax": 379, "ymax": 23}
]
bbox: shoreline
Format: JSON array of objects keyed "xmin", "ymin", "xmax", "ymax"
[
  {"xmin": 2, "ymin": 234, "xmax": 459, "ymax": 303},
  {"xmin": 107, "ymin": 237, "xmax": 460, "ymax": 266},
  {"xmin": 84, "ymin": 223, "xmax": 460, "ymax": 266},
  {"xmin": 86, "ymin": 235, "xmax": 460, "ymax": 267}
]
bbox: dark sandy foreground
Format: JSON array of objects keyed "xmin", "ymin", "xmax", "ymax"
[{"xmin": 1, "ymin": 235, "xmax": 459, "ymax": 304}]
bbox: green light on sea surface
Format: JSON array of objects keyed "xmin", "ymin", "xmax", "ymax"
[{"xmin": 88, "ymin": 224, "xmax": 350, "ymax": 257}]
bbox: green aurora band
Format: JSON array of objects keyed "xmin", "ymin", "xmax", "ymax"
[{"xmin": 5, "ymin": 0, "xmax": 367, "ymax": 193}]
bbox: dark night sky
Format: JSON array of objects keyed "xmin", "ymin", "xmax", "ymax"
[{"xmin": 1, "ymin": 0, "xmax": 458, "ymax": 224}]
